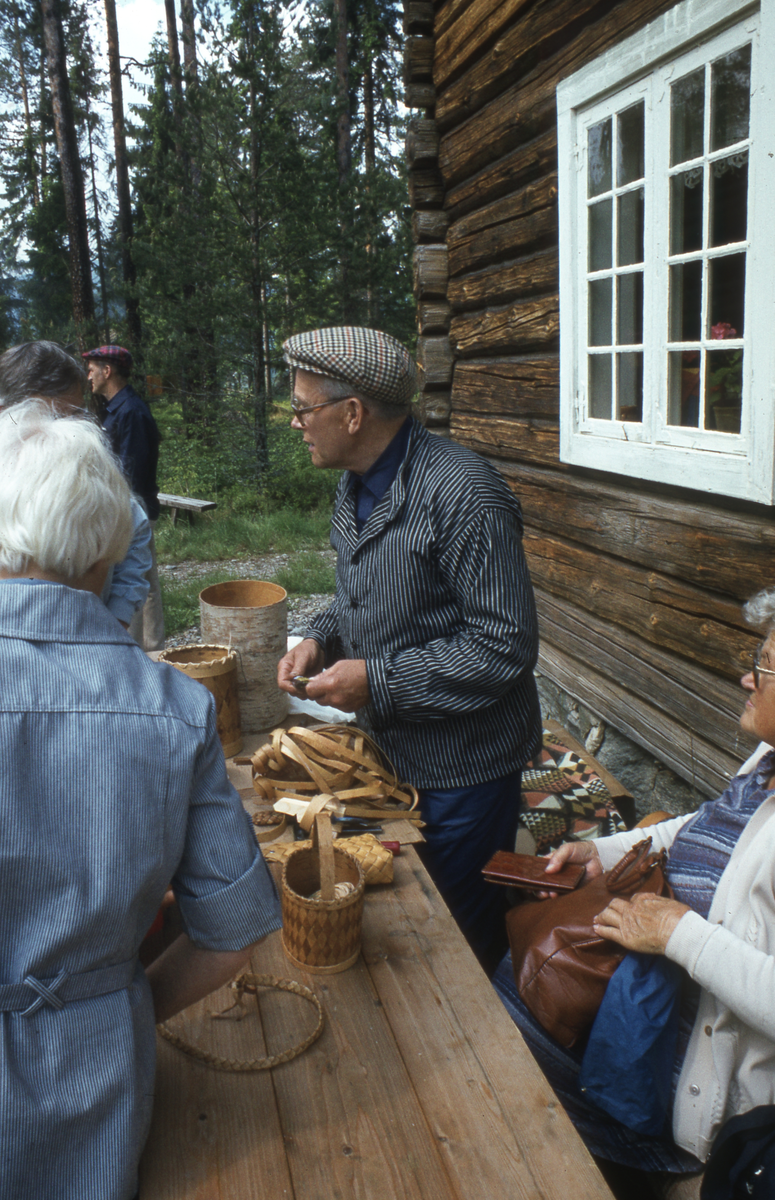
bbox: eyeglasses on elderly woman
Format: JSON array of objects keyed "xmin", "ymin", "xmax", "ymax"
[{"xmin": 751, "ymin": 650, "xmax": 775, "ymax": 689}]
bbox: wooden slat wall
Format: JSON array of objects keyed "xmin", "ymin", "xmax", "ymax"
[{"xmin": 405, "ymin": 0, "xmax": 772, "ymax": 798}]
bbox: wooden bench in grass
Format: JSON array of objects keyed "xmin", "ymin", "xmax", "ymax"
[{"xmin": 157, "ymin": 493, "xmax": 217, "ymax": 526}]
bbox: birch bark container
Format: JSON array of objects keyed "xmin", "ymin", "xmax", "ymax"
[
  {"xmin": 199, "ymin": 580, "xmax": 289, "ymax": 732},
  {"xmin": 157, "ymin": 644, "xmax": 243, "ymax": 757}
]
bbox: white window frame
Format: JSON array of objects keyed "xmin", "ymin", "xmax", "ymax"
[{"xmin": 557, "ymin": 0, "xmax": 775, "ymax": 504}]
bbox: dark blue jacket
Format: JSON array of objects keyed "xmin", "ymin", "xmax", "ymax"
[{"xmin": 103, "ymin": 385, "xmax": 160, "ymax": 520}]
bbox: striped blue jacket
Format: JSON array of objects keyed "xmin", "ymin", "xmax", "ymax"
[{"xmin": 306, "ymin": 420, "xmax": 542, "ymax": 788}]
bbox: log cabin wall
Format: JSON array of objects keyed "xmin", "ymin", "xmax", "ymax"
[{"xmin": 404, "ymin": 0, "xmax": 775, "ymax": 803}]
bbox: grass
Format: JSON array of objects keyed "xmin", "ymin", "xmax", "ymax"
[
  {"xmin": 155, "ymin": 507, "xmax": 333, "ymax": 564},
  {"xmin": 274, "ymin": 551, "xmax": 336, "ymax": 597}
]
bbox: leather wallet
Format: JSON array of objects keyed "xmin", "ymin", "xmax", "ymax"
[{"xmin": 482, "ymin": 850, "xmax": 585, "ymax": 892}]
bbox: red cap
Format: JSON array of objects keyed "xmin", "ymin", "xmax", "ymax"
[{"xmin": 82, "ymin": 344, "xmax": 133, "ymax": 374}]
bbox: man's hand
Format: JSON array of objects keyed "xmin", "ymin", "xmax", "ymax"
[
  {"xmin": 305, "ymin": 659, "xmax": 370, "ymax": 712},
  {"xmin": 277, "ymin": 638, "xmax": 325, "ymax": 696},
  {"xmin": 593, "ymin": 892, "xmax": 690, "ymax": 955}
]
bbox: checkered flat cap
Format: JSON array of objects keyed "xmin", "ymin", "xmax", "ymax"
[
  {"xmin": 283, "ymin": 326, "xmax": 417, "ymax": 407},
  {"xmin": 82, "ymin": 344, "xmax": 133, "ymax": 374}
]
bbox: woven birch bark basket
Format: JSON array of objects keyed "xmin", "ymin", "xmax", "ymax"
[{"xmin": 281, "ymin": 812, "xmax": 365, "ymax": 974}]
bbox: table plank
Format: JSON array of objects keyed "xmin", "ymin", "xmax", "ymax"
[
  {"xmin": 139, "ymin": 946, "xmax": 294, "ymax": 1199},
  {"xmin": 361, "ymin": 848, "xmax": 612, "ymax": 1200},
  {"xmin": 247, "ymin": 924, "xmax": 459, "ymax": 1199}
]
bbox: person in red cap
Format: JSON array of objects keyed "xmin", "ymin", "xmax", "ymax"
[{"xmin": 83, "ymin": 346, "xmax": 164, "ymax": 651}]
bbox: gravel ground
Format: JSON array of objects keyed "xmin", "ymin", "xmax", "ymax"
[{"xmin": 159, "ymin": 550, "xmax": 335, "ymax": 648}]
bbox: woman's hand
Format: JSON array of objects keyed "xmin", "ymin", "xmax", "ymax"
[
  {"xmin": 535, "ymin": 841, "xmax": 603, "ymax": 898},
  {"xmin": 593, "ymin": 892, "xmax": 690, "ymax": 955}
]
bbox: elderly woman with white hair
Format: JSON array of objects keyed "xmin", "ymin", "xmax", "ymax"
[
  {"xmin": 0, "ymin": 402, "xmax": 281, "ymax": 1200},
  {"xmin": 494, "ymin": 587, "xmax": 775, "ymax": 1194}
]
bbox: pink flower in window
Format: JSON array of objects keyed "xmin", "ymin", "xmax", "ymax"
[{"xmin": 711, "ymin": 322, "xmax": 738, "ymax": 340}]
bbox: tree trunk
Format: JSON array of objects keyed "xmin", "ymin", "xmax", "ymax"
[
  {"xmin": 104, "ymin": 0, "xmax": 143, "ymax": 353},
  {"xmin": 41, "ymin": 0, "xmax": 95, "ymax": 342},
  {"xmin": 164, "ymin": 0, "xmax": 185, "ymax": 154},
  {"xmin": 84, "ymin": 91, "xmax": 109, "ymax": 340},
  {"xmin": 363, "ymin": 55, "xmax": 375, "ymax": 324},
  {"xmin": 14, "ymin": 8, "xmax": 39, "ymax": 207},
  {"xmin": 249, "ymin": 55, "xmax": 268, "ymax": 474},
  {"xmin": 334, "ymin": 0, "xmax": 351, "ymax": 315}
]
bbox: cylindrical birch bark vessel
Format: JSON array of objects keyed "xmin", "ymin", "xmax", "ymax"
[
  {"xmin": 199, "ymin": 581, "xmax": 289, "ymax": 732},
  {"xmin": 157, "ymin": 644, "xmax": 243, "ymax": 757}
]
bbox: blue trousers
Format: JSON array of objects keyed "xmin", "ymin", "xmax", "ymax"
[{"xmin": 417, "ymin": 771, "xmax": 522, "ymax": 974}]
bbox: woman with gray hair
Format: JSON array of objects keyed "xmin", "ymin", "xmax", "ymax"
[
  {"xmin": 494, "ymin": 588, "xmax": 775, "ymax": 1195},
  {"xmin": 0, "ymin": 340, "xmax": 153, "ymax": 633},
  {"xmin": 0, "ymin": 402, "xmax": 281, "ymax": 1200}
]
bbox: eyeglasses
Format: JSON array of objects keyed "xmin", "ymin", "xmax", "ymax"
[
  {"xmin": 751, "ymin": 652, "xmax": 775, "ymax": 688},
  {"xmin": 290, "ymin": 396, "xmax": 347, "ymax": 420}
]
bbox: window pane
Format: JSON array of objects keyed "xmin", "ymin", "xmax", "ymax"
[
  {"xmin": 617, "ymin": 353, "xmax": 643, "ymax": 422},
  {"xmin": 617, "ymin": 273, "xmax": 643, "ymax": 345},
  {"xmin": 588, "ymin": 118, "xmax": 612, "ymax": 197},
  {"xmin": 704, "ymin": 348, "xmax": 743, "ymax": 432},
  {"xmin": 671, "ymin": 68, "xmax": 705, "ymax": 165},
  {"xmin": 589, "ymin": 355, "xmax": 612, "ymax": 418},
  {"xmin": 708, "ymin": 253, "xmax": 746, "ymax": 336},
  {"xmin": 589, "ymin": 199, "xmax": 613, "ymax": 270},
  {"xmin": 617, "ymin": 102, "xmax": 644, "ymax": 186},
  {"xmin": 669, "ymin": 261, "xmax": 702, "ymax": 342},
  {"xmin": 617, "ymin": 189, "xmax": 644, "ymax": 265},
  {"xmin": 589, "ymin": 278, "xmax": 613, "ymax": 345},
  {"xmin": 670, "ymin": 169, "xmax": 704, "ymax": 254},
  {"xmin": 668, "ymin": 350, "xmax": 700, "ymax": 427},
  {"xmin": 710, "ymin": 44, "xmax": 751, "ymax": 151},
  {"xmin": 710, "ymin": 152, "xmax": 748, "ymax": 247}
]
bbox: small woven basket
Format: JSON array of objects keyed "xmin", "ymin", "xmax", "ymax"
[{"xmin": 281, "ymin": 812, "xmax": 365, "ymax": 975}]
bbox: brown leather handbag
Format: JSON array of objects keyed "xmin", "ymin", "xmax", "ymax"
[{"xmin": 506, "ymin": 838, "xmax": 673, "ymax": 1048}]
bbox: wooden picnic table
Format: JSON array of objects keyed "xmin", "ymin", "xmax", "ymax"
[{"xmin": 139, "ymin": 739, "xmax": 613, "ymax": 1200}]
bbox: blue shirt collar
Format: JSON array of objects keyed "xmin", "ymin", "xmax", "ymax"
[{"xmin": 355, "ymin": 417, "xmax": 413, "ymax": 503}]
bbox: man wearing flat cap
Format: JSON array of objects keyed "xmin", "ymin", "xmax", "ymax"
[
  {"xmin": 278, "ymin": 326, "xmax": 541, "ymax": 973},
  {"xmin": 84, "ymin": 345, "xmax": 164, "ymax": 651}
]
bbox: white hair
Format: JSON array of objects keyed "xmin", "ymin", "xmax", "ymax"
[
  {"xmin": 0, "ymin": 400, "xmax": 133, "ymax": 580},
  {"xmin": 743, "ymin": 588, "xmax": 775, "ymax": 634}
]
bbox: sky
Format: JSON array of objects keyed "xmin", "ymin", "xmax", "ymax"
[{"xmin": 114, "ymin": 0, "xmax": 168, "ymax": 109}]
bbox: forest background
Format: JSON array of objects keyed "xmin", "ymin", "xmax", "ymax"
[{"xmin": 0, "ymin": 0, "xmax": 413, "ymax": 516}]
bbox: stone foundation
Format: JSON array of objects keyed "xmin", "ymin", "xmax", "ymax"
[{"xmin": 536, "ymin": 672, "xmax": 708, "ymax": 822}]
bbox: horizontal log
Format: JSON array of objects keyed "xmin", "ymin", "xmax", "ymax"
[
  {"xmin": 420, "ymin": 391, "xmax": 452, "ymax": 426},
  {"xmin": 409, "ymin": 167, "xmax": 445, "ymax": 209},
  {"xmin": 450, "ymin": 295, "xmax": 559, "ymax": 355},
  {"xmin": 447, "ymin": 175, "xmax": 557, "ymax": 276},
  {"xmin": 418, "ymin": 335, "xmax": 454, "ymax": 385},
  {"xmin": 535, "ymin": 587, "xmax": 757, "ymax": 764},
  {"xmin": 523, "ymin": 530, "xmax": 758, "ymax": 681},
  {"xmin": 435, "ymin": 0, "xmax": 604, "ymax": 120},
  {"xmin": 445, "ymin": 128, "xmax": 557, "ymax": 223},
  {"xmin": 417, "ymin": 300, "xmax": 452, "ymax": 334},
  {"xmin": 406, "ymin": 118, "xmax": 440, "ymax": 169},
  {"xmin": 404, "ymin": 35, "xmax": 434, "ymax": 83},
  {"xmin": 437, "ymin": 0, "xmax": 677, "ymax": 177},
  {"xmin": 495, "ymin": 460, "xmax": 775, "ymax": 602},
  {"xmin": 537, "ymin": 642, "xmax": 737, "ymax": 800},
  {"xmin": 435, "ymin": 0, "xmax": 533, "ymax": 90},
  {"xmin": 413, "ymin": 244, "xmax": 449, "ymax": 299},
  {"xmin": 451, "ymin": 412, "xmax": 560, "ymax": 467},
  {"xmin": 452, "ymin": 356, "xmax": 558, "ymax": 418},
  {"xmin": 404, "ymin": 82, "xmax": 437, "ymax": 109},
  {"xmin": 448, "ymin": 248, "xmax": 558, "ymax": 312},
  {"xmin": 403, "ymin": 1, "xmax": 434, "ymax": 34},
  {"xmin": 435, "ymin": 0, "xmax": 474, "ymax": 41},
  {"xmin": 413, "ymin": 209, "xmax": 449, "ymax": 243}
]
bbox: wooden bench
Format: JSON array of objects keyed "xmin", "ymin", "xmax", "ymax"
[{"xmin": 158, "ymin": 493, "xmax": 217, "ymax": 526}]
